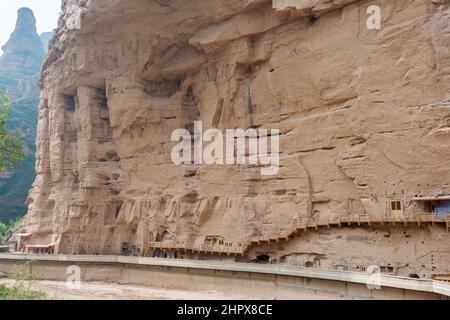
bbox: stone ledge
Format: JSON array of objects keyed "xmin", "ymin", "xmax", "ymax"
[{"xmin": 0, "ymin": 253, "xmax": 448, "ymax": 297}]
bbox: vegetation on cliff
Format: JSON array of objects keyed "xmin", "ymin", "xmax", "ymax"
[
  {"xmin": 0, "ymin": 216, "xmax": 22, "ymax": 243},
  {"xmin": 0, "ymin": 91, "xmax": 24, "ymax": 172}
]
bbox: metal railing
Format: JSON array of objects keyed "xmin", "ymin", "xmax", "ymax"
[{"xmin": 146, "ymin": 213, "xmax": 450, "ymax": 256}]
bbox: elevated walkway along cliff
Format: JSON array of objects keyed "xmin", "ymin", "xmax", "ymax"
[{"xmin": 146, "ymin": 214, "xmax": 450, "ymax": 257}]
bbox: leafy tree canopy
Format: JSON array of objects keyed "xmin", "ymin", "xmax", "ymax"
[
  {"xmin": 0, "ymin": 91, "xmax": 24, "ymax": 171},
  {"xmin": 0, "ymin": 217, "xmax": 22, "ymax": 243}
]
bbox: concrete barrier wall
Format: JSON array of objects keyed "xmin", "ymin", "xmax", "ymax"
[{"xmin": 0, "ymin": 254, "xmax": 448, "ymax": 300}]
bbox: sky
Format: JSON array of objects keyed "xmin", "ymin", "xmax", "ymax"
[{"xmin": 0, "ymin": 0, "xmax": 61, "ymax": 53}]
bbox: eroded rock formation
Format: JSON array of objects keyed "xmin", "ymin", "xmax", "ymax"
[
  {"xmin": 0, "ymin": 8, "xmax": 50, "ymax": 221},
  {"xmin": 22, "ymin": 0, "xmax": 450, "ymax": 279}
]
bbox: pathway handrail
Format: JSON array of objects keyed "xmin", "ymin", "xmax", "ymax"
[{"xmin": 146, "ymin": 214, "xmax": 450, "ymax": 256}]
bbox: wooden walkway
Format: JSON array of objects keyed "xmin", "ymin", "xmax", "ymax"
[{"xmin": 147, "ymin": 214, "xmax": 450, "ymax": 257}]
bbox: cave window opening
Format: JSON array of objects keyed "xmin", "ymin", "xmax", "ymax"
[
  {"xmin": 115, "ymin": 202, "xmax": 122, "ymax": 219},
  {"xmin": 63, "ymin": 95, "xmax": 78, "ymax": 143},
  {"xmin": 64, "ymin": 95, "xmax": 76, "ymax": 112},
  {"xmin": 358, "ymin": 266, "xmax": 367, "ymax": 272},
  {"xmin": 95, "ymin": 88, "xmax": 114, "ymax": 142},
  {"xmin": 144, "ymin": 78, "xmax": 182, "ymax": 98},
  {"xmin": 313, "ymin": 258, "xmax": 321, "ymax": 267},
  {"xmin": 309, "ymin": 15, "xmax": 319, "ymax": 25},
  {"xmin": 182, "ymin": 86, "xmax": 200, "ymax": 135},
  {"xmin": 204, "ymin": 236, "xmax": 224, "ymax": 246},
  {"xmin": 425, "ymin": 202, "xmax": 437, "ymax": 213},
  {"xmin": 380, "ymin": 266, "xmax": 394, "ymax": 273},
  {"xmin": 153, "ymin": 249, "xmax": 161, "ymax": 258},
  {"xmin": 256, "ymin": 254, "xmax": 270, "ymax": 264},
  {"xmin": 389, "ymin": 200, "xmax": 403, "ymax": 216}
]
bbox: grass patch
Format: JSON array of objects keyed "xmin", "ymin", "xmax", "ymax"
[
  {"xmin": 0, "ymin": 261, "xmax": 47, "ymax": 300},
  {"xmin": 0, "ymin": 282, "xmax": 47, "ymax": 300}
]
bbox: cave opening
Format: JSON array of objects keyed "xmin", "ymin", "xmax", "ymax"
[{"xmin": 256, "ymin": 254, "xmax": 270, "ymax": 264}]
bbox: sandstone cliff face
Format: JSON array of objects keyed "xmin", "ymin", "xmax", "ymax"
[
  {"xmin": 23, "ymin": 0, "xmax": 450, "ymax": 278},
  {"xmin": 0, "ymin": 8, "xmax": 49, "ymax": 222}
]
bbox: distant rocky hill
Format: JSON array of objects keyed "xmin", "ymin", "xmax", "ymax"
[
  {"xmin": 0, "ymin": 8, "xmax": 52, "ymax": 222},
  {"xmin": 40, "ymin": 32, "xmax": 53, "ymax": 54}
]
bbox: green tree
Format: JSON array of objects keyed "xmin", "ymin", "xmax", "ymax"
[
  {"xmin": 0, "ymin": 217, "xmax": 22, "ymax": 243},
  {"xmin": 0, "ymin": 91, "xmax": 24, "ymax": 171}
]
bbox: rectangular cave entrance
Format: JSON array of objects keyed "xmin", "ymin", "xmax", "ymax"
[
  {"xmin": 204, "ymin": 236, "xmax": 224, "ymax": 246},
  {"xmin": 412, "ymin": 196, "xmax": 450, "ymax": 219},
  {"xmin": 389, "ymin": 199, "xmax": 403, "ymax": 217}
]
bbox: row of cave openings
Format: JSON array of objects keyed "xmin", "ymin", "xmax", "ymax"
[{"xmin": 60, "ymin": 85, "xmax": 121, "ymax": 194}]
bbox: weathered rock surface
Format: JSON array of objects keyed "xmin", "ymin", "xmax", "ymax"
[{"xmin": 22, "ymin": 0, "xmax": 450, "ymax": 278}]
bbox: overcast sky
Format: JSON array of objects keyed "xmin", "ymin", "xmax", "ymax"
[{"xmin": 0, "ymin": 0, "xmax": 61, "ymax": 53}]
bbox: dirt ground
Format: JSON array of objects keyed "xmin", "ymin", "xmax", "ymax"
[{"xmin": 0, "ymin": 278, "xmax": 262, "ymax": 300}]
